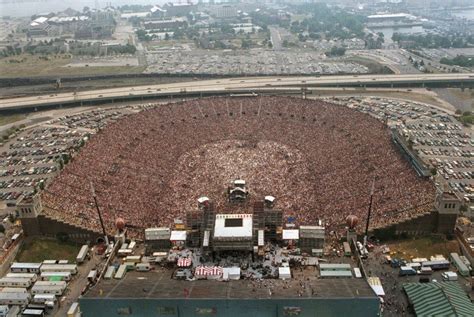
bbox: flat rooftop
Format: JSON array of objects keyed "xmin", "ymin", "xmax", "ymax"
[{"xmin": 85, "ymin": 267, "xmax": 376, "ymax": 300}]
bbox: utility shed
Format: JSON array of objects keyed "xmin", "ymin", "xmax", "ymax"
[
  {"xmin": 403, "ymin": 282, "xmax": 474, "ymax": 316},
  {"xmin": 278, "ymin": 267, "xmax": 291, "ymax": 280},
  {"xmin": 299, "ymin": 226, "xmax": 325, "ymax": 252}
]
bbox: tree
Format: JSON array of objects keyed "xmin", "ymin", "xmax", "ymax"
[
  {"xmin": 0, "ymin": 224, "xmax": 5, "ymax": 234},
  {"xmin": 241, "ymin": 39, "xmax": 250, "ymax": 49}
]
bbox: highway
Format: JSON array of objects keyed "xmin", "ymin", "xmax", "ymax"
[{"xmin": 1, "ymin": 73, "xmax": 473, "ymax": 111}]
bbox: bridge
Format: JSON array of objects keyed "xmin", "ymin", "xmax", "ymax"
[{"xmin": 1, "ymin": 73, "xmax": 473, "ymax": 112}]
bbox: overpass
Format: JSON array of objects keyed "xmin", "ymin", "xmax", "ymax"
[{"xmin": 1, "ymin": 73, "xmax": 473, "ymax": 112}]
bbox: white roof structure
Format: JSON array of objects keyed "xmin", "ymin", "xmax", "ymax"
[
  {"xmin": 282, "ymin": 229, "xmax": 299, "ymax": 240},
  {"xmin": 197, "ymin": 196, "xmax": 210, "ymax": 203},
  {"xmin": 367, "ymin": 277, "xmax": 385, "ymax": 296},
  {"xmin": 234, "ymin": 179, "xmax": 246, "ymax": 186},
  {"xmin": 120, "ymin": 12, "xmax": 150, "ymax": 19},
  {"xmin": 278, "ymin": 267, "xmax": 291, "ymax": 280},
  {"xmin": 367, "ymin": 13, "xmax": 413, "ymax": 19},
  {"xmin": 214, "ymin": 214, "xmax": 253, "ymax": 238},
  {"xmin": 170, "ymin": 231, "xmax": 187, "ymax": 241}
]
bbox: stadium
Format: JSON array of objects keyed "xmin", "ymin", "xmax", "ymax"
[{"xmin": 39, "ymin": 96, "xmax": 435, "ymax": 239}]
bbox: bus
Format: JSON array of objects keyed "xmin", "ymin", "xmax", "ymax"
[
  {"xmin": 343, "ymin": 242, "xmax": 351, "ymax": 257},
  {"xmin": 421, "ymin": 260, "xmax": 450, "ymax": 270},
  {"xmin": 449, "ymin": 253, "xmax": 470, "ymax": 277}
]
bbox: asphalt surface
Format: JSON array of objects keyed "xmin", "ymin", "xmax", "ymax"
[{"xmin": 1, "ymin": 73, "xmax": 474, "ymax": 111}]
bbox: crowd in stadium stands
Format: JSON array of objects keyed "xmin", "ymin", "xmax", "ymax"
[{"xmin": 42, "ymin": 96, "xmax": 435, "ymax": 239}]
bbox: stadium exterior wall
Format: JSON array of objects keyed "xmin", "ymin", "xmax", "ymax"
[
  {"xmin": 372, "ymin": 211, "xmax": 457, "ymax": 240},
  {"xmin": 21, "ymin": 215, "xmax": 102, "ymax": 244},
  {"xmin": 79, "ymin": 297, "xmax": 380, "ymax": 317}
]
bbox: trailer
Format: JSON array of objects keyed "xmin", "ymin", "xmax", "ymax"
[
  {"xmin": 40, "ymin": 272, "xmax": 71, "ymax": 281},
  {"xmin": 114, "ymin": 264, "xmax": 127, "ymax": 280},
  {"xmin": 31, "ymin": 281, "xmax": 66, "ymax": 296},
  {"xmin": 76, "ymin": 245, "xmax": 89, "ymax": 264},
  {"xmin": 67, "ymin": 302, "xmax": 80, "ymax": 317},
  {"xmin": 6, "ymin": 273, "xmax": 37, "ymax": 283},
  {"xmin": 40, "ymin": 264, "xmax": 77, "ymax": 275},
  {"xmin": 32, "ymin": 294, "xmax": 56, "ymax": 304},
  {"xmin": 117, "ymin": 249, "xmax": 133, "ymax": 257},
  {"xmin": 0, "ymin": 277, "xmax": 32, "ymax": 288},
  {"xmin": 10, "ymin": 263, "xmax": 42, "ymax": 274},
  {"xmin": 124, "ymin": 256, "xmax": 141, "ymax": 264},
  {"xmin": 87, "ymin": 270, "xmax": 97, "ymax": 283},
  {"xmin": 104, "ymin": 266, "xmax": 116, "ymax": 279},
  {"xmin": 0, "ymin": 292, "xmax": 30, "ymax": 305},
  {"xmin": 1, "ymin": 287, "xmax": 28, "ymax": 293},
  {"xmin": 128, "ymin": 241, "xmax": 136, "ymax": 250}
]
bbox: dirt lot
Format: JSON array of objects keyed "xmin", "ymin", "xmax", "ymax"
[
  {"xmin": 387, "ymin": 236, "xmax": 460, "ymax": 259},
  {"xmin": 0, "ymin": 54, "xmax": 145, "ymax": 78}
]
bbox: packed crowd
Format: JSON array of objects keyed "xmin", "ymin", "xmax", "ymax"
[{"xmin": 42, "ymin": 97, "xmax": 436, "ymax": 239}]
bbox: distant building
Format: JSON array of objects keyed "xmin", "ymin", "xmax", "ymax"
[
  {"xmin": 215, "ymin": 5, "xmax": 238, "ymax": 19},
  {"xmin": 162, "ymin": 2, "xmax": 195, "ymax": 17},
  {"xmin": 144, "ymin": 18, "xmax": 187, "ymax": 30}
]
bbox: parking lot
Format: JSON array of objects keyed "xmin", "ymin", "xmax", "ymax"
[
  {"xmin": 145, "ymin": 49, "xmax": 369, "ymax": 75},
  {"xmin": 0, "ymin": 106, "xmax": 144, "ymax": 215},
  {"xmin": 327, "ymin": 96, "xmax": 474, "ymax": 206}
]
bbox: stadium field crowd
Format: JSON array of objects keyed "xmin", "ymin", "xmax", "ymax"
[{"xmin": 42, "ymin": 96, "xmax": 435, "ymax": 239}]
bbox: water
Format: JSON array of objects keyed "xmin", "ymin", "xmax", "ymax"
[
  {"xmin": 372, "ymin": 26, "xmax": 425, "ymax": 44},
  {"xmin": 0, "ymin": 0, "xmax": 165, "ymax": 17}
]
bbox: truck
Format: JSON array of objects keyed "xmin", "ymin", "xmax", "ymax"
[
  {"xmin": 399, "ymin": 266, "xmax": 417, "ymax": 276},
  {"xmin": 76, "ymin": 245, "xmax": 89, "ymax": 264},
  {"xmin": 441, "ymin": 271, "xmax": 458, "ymax": 281}
]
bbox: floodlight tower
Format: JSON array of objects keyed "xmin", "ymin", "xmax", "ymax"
[
  {"xmin": 90, "ymin": 181, "xmax": 109, "ymax": 245},
  {"xmin": 363, "ymin": 177, "xmax": 375, "ymax": 247}
]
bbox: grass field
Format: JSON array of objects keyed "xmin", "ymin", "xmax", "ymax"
[
  {"xmin": 0, "ymin": 114, "xmax": 26, "ymax": 127},
  {"xmin": 387, "ymin": 236, "xmax": 459, "ymax": 259},
  {"xmin": 16, "ymin": 238, "xmax": 80, "ymax": 263},
  {"xmin": 0, "ymin": 54, "xmax": 145, "ymax": 78}
]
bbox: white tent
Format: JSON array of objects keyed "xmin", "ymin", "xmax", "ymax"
[
  {"xmin": 278, "ymin": 267, "xmax": 291, "ymax": 280},
  {"xmin": 282, "ymin": 229, "xmax": 299, "ymax": 240},
  {"xmin": 223, "ymin": 267, "xmax": 241, "ymax": 280},
  {"xmin": 170, "ymin": 231, "xmax": 187, "ymax": 241}
]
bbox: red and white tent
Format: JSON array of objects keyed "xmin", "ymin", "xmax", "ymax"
[
  {"xmin": 177, "ymin": 257, "xmax": 192, "ymax": 267},
  {"xmin": 194, "ymin": 266, "xmax": 223, "ymax": 279}
]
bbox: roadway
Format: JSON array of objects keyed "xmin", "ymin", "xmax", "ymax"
[{"xmin": 1, "ymin": 73, "xmax": 473, "ymax": 111}]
